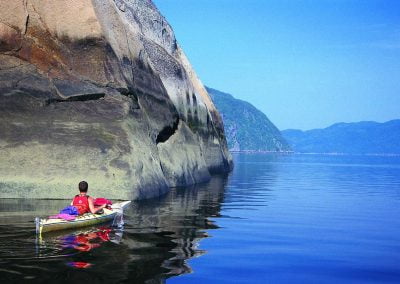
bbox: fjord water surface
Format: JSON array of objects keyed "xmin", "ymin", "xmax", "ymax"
[{"xmin": 1, "ymin": 154, "xmax": 399, "ymax": 283}]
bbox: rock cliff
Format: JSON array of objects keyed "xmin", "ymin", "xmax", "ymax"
[{"xmin": 0, "ymin": 0, "xmax": 232, "ymax": 199}]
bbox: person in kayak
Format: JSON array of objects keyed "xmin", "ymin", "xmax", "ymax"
[{"xmin": 71, "ymin": 181, "xmax": 107, "ymax": 215}]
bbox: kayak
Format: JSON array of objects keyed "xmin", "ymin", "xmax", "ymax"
[{"xmin": 35, "ymin": 201, "xmax": 131, "ymax": 235}]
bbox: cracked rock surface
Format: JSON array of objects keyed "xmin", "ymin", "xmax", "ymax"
[{"xmin": 0, "ymin": 0, "xmax": 232, "ymax": 199}]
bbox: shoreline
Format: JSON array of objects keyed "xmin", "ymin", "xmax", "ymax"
[{"xmin": 229, "ymin": 151, "xmax": 400, "ymax": 157}]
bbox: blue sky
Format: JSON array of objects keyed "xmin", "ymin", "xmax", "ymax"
[{"xmin": 153, "ymin": 0, "xmax": 400, "ymax": 130}]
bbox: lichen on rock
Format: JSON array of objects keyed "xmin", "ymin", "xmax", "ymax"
[{"xmin": 0, "ymin": 0, "xmax": 232, "ymax": 199}]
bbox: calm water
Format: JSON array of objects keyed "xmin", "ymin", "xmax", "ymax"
[{"xmin": 1, "ymin": 154, "xmax": 400, "ymax": 283}]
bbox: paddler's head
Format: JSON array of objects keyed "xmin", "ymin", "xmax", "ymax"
[{"xmin": 78, "ymin": 181, "xmax": 88, "ymax": 194}]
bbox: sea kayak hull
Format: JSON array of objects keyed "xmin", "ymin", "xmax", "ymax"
[{"xmin": 36, "ymin": 201, "xmax": 131, "ymax": 234}]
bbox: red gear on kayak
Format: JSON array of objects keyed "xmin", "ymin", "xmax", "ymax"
[{"xmin": 72, "ymin": 195, "xmax": 90, "ymax": 215}]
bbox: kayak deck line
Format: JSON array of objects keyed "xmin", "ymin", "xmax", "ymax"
[{"xmin": 35, "ymin": 201, "xmax": 131, "ymax": 235}]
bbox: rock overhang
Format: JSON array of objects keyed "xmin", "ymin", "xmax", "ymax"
[{"xmin": 0, "ymin": 0, "xmax": 233, "ymax": 199}]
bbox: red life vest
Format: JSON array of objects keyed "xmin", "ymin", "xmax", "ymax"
[{"xmin": 72, "ymin": 194, "xmax": 90, "ymax": 215}]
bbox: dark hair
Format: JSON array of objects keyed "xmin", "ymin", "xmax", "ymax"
[{"xmin": 78, "ymin": 181, "xmax": 88, "ymax": 192}]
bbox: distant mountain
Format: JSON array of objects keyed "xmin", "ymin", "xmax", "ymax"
[
  {"xmin": 207, "ymin": 87, "xmax": 291, "ymax": 152},
  {"xmin": 282, "ymin": 120, "xmax": 400, "ymax": 154}
]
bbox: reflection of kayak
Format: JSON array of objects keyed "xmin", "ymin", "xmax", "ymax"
[
  {"xmin": 35, "ymin": 225, "xmax": 125, "ymax": 264},
  {"xmin": 36, "ymin": 201, "xmax": 131, "ymax": 235}
]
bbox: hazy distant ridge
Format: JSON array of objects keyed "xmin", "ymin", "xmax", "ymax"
[
  {"xmin": 207, "ymin": 87, "xmax": 291, "ymax": 152},
  {"xmin": 282, "ymin": 120, "xmax": 400, "ymax": 154}
]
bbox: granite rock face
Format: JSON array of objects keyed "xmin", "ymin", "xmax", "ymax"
[{"xmin": 0, "ymin": 0, "xmax": 232, "ymax": 199}]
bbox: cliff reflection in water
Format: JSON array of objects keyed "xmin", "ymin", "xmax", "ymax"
[
  {"xmin": 0, "ymin": 175, "xmax": 228, "ymax": 283},
  {"xmin": 122, "ymin": 175, "xmax": 227, "ymax": 281}
]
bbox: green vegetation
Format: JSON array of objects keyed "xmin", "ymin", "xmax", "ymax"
[{"xmin": 207, "ymin": 87, "xmax": 291, "ymax": 152}]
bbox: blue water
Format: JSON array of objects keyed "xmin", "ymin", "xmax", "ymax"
[
  {"xmin": 170, "ymin": 154, "xmax": 400, "ymax": 283},
  {"xmin": 0, "ymin": 153, "xmax": 399, "ymax": 283}
]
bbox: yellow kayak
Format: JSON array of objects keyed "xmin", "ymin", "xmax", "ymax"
[{"xmin": 35, "ymin": 201, "xmax": 131, "ymax": 235}]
